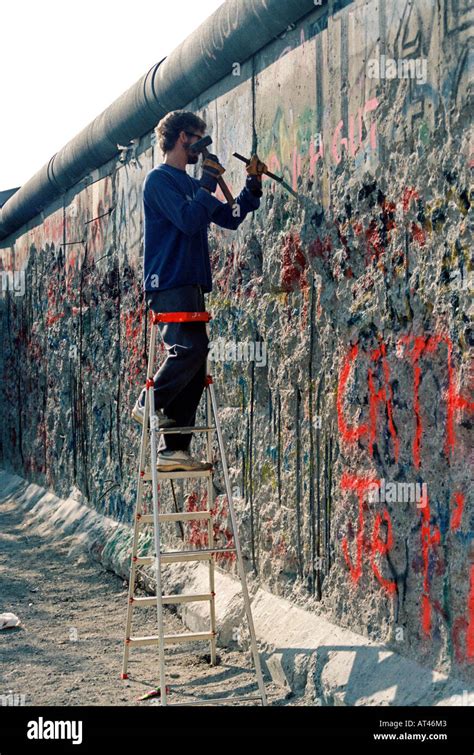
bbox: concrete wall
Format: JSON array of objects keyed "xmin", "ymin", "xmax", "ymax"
[{"xmin": 0, "ymin": 0, "xmax": 472, "ymax": 681}]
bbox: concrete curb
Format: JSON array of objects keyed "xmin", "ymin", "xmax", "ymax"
[{"xmin": 1, "ymin": 469, "xmax": 471, "ymax": 706}]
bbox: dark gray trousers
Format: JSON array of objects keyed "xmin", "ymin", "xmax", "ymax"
[{"xmin": 145, "ymin": 284, "xmax": 209, "ymax": 452}]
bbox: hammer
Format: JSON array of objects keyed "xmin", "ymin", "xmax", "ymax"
[{"xmin": 188, "ymin": 135, "xmax": 235, "ymax": 205}]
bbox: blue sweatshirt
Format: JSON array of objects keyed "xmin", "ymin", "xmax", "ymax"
[{"xmin": 143, "ymin": 163, "xmax": 260, "ymax": 293}]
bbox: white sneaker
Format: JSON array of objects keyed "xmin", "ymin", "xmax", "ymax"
[
  {"xmin": 157, "ymin": 450, "xmax": 213, "ymax": 472},
  {"xmin": 131, "ymin": 390, "xmax": 176, "ymax": 428}
]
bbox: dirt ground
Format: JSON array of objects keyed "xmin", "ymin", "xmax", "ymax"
[{"xmin": 0, "ymin": 492, "xmax": 301, "ymax": 707}]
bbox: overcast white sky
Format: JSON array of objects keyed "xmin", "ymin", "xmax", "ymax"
[{"xmin": 0, "ymin": 0, "xmax": 224, "ymax": 189}]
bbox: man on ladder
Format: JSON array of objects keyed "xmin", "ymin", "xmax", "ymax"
[
  {"xmin": 131, "ymin": 109, "xmax": 265, "ymax": 472},
  {"xmin": 123, "ymin": 110, "xmax": 269, "ymax": 705}
]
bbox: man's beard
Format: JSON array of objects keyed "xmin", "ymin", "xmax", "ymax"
[{"xmin": 184, "ymin": 142, "xmax": 200, "ymax": 164}]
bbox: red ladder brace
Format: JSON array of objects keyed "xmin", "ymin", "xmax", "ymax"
[
  {"xmin": 152, "ymin": 311, "xmax": 211, "ymax": 323},
  {"xmin": 121, "ymin": 309, "xmax": 268, "ymax": 707}
]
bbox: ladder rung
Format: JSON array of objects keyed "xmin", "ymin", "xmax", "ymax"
[
  {"xmin": 159, "ymin": 547, "xmax": 236, "ymax": 557},
  {"xmin": 135, "ymin": 547, "xmax": 235, "ymax": 565},
  {"xmin": 151, "ymin": 425, "xmax": 215, "ymax": 434},
  {"xmin": 132, "ymin": 594, "xmax": 212, "ymax": 606},
  {"xmin": 142, "ymin": 469, "xmax": 213, "ymax": 480},
  {"xmin": 127, "ymin": 631, "xmax": 215, "ymax": 647},
  {"xmin": 167, "ymin": 695, "xmax": 264, "ymax": 706},
  {"xmin": 138, "ymin": 511, "xmax": 211, "ymax": 524}
]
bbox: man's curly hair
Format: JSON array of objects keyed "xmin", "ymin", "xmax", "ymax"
[{"xmin": 155, "ymin": 110, "xmax": 207, "ymax": 154}]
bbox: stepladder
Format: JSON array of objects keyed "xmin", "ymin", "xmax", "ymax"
[{"xmin": 121, "ymin": 308, "xmax": 268, "ymax": 706}]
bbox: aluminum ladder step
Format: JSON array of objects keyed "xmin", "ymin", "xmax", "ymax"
[
  {"xmin": 137, "ymin": 511, "xmax": 212, "ymax": 524},
  {"xmin": 126, "ymin": 631, "xmax": 215, "ymax": 647},
  {"xmin": 141, "ymin": 468, "xmax": 213, "ymax": 481},
  {"xmin": 135, "ymin": 547, "xmax": 236, "ymax": 565},
  {"xmin": 149, "ymin": 425, "xmax": 215, "ymax": 434},
  {"xmin": 131, "ymin": 593, "xmax": 213, "ymax": 607}
]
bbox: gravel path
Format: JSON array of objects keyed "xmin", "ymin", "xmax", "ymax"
[{"xmin": 0, "ymin": 491, "xmax": 300, "ymax": 707}]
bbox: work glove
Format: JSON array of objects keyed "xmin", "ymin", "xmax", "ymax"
[
  {"xmin": 199, "ymin": 153, "xmax": 225, "ymax": 193},
  {"xmin": 245, "ymin": 154, "xmax": 267, "ymax": 197}
]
